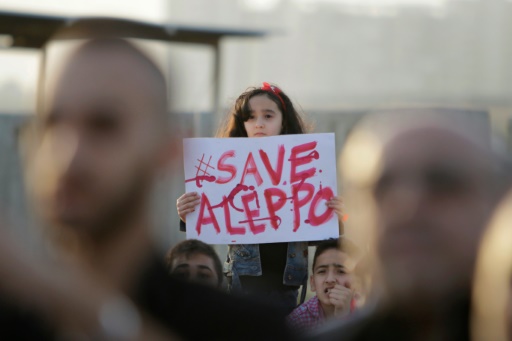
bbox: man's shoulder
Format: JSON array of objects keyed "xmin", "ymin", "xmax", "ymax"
[{"xmin": 0, "ymin": 296, "xmax": 55, "ymax": 340}]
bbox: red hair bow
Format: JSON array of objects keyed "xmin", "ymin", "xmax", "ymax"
[{"xmin": 261, "ymin": 82, "xmax": 286, "ymax": 110}]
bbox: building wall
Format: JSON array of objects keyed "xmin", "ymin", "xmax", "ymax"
[
  {"xmin": 0, "ymin": 115, "xmax": 42, "ymax": 248},
  {"xmin": 166, "ymin": 0, "xmax": 512, "ymax": 137}
]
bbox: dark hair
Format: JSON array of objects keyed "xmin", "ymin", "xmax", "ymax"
[
  {"xmin": 165, "ymin": 239, "xmax": 223, "ymax": 287},
  {"xmin": 312, "ymin": 238, "xmax": 359, "ymax": 271},
  {"xmin": 218, "ymin": 85, "xmax": 307, "ymax": 137}
]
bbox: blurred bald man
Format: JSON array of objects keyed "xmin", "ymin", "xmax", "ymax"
[
  {"xmin": 310, "ymin": 116, "xmax": 509, "ymax": 341},
  {"xmin": 23, "ymin": 38, "xmax": 291, "ymax": 341}
]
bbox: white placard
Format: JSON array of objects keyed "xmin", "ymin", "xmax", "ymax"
[{"xmin": 183, "ymin": 133, "xmax": 339, "ymax": 244}]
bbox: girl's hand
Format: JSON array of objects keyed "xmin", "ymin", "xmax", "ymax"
[
  {"xmin": 326, "ymin": 196, "xmax": 345, "ymax": 223},
  {"xmin": 176, "ymin": 192, "xmax": 201, "ymax": 222}
]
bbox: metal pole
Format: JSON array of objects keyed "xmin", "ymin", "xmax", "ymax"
[
  {"xmin": 211, "ymin": 39, "xmax": 229, "ymax": 262},
  {"xmin": 212, "ymin": 40, "xmax": 222, "ymax": 136}
]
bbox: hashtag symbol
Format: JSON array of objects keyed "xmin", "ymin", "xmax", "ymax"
[{"xmin": 195, "ymin": 154, "xmax": 215, "ymax": 177}]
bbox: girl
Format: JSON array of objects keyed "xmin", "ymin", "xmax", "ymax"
[{"xmin": 177, "ymin": 82, "xmax": 344, "ymax": 314}]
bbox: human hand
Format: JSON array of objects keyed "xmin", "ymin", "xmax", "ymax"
[
  {"xmin": 326, "ymin": 196, "xmax": 346, "ymax": 223},
  {"xmin": 176, "ymin": 192, "xmax": 200, "ymax": 222},
  {"xmin": 327, "ymin": 279, "xmax": 353, "ymax": 318}
]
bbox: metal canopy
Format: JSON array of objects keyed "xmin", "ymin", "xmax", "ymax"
[{"xmin": 0, "ymin": 10, "xmax": 266, "ymax": 48}]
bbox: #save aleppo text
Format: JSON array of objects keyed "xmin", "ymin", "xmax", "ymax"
[{"xmin": 183, "ymin": 133, "xmax": 339, "ymax": 244}]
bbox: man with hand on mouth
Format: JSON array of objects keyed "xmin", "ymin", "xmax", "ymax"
[{"xmin": 287, "ymin": 239, "xmax": 359, "ymax": 332}]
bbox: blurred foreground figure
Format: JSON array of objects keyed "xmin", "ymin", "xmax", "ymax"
[
  {"xmin": 20, "ymin": 37, "xmax": 291, "ymax": 341},
  {"xmin": 310, "ymin": 114, "xmax": 509, "ymax": 341},
  {"xmin": 0, "ymin": 227, "xmax": 177, "ymax": 340},
  {"xmin": 472, "ymin": 189, "xmax": 512, "ymax": 341}
]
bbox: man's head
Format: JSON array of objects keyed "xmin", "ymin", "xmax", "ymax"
[
  {"xmin": 310, "ymin": 239, "xmax": 358, "ymax": 307},
  {"xmin": 373, "ymin": 120, "xmax": 503, "ymax": 309},
  {"xmin": 165, "ymin": 239, "xmax": 223, "ymax": 288},
  {"xmin": 25, "ymin": 38, "xmax": 174, "ymax": 241}
]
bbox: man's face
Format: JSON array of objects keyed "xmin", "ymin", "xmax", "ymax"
[
  {"xmin": 26, "ymin": 46, "xmax": 168, "ymax": 237},
  {"xmin": 311, "ymin": 249, "xmax": 353, "ymax": 307},
  {"xmin": 171, "ymin": 253, "xmax": 220, "ymax": 287},
  {"xmin": 373, "ymin": 128, "xmax": 492, "ymax": 304}
]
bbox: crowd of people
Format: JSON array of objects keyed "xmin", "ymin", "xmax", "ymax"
[{"xmin": 1, "ymin": 21, "xmax": 512, "ymax": 341}]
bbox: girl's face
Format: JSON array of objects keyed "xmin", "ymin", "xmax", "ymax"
[{"xmin": 244, "ymin": 95, "xmax": 283, "ymax": 138}]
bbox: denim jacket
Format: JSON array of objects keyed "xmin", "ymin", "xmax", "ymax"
[{"xmin": 224, "ymin": 242, "xmax": 309, "ymax": 292}]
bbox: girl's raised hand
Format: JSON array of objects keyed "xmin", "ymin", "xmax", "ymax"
[
  {"xmin": 326, "ymin": 196, "xmax": 345, "ymax": 223},
  {"xmin": 176, "ymin": 192, "xmax": 201, "ymax": 222}
]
